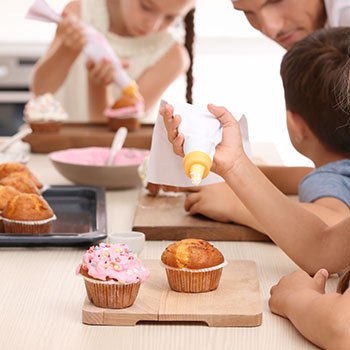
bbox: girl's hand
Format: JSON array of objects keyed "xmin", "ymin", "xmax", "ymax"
[
  {"xmin": 86, "ymin": 58, "xmax": 115, "ymax": 86},
  {"xmin": 208, "ymin": 104, "xmax": 245, "ymax": 178},
  {"xmin": 159, "ymin": 103, "xmax": 184, "ymax": 157},
  {"xmin": 57, "ymin": 11, "xmax": 86, "ymax": 53},
  {"xmin": 269, "ymin": 269, "xmax": 329, "ymax": 318}
]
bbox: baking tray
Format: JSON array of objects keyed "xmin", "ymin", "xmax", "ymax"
[{"xmin": 0, "ymin": 185, "xmax": 107, "ymax": 247}]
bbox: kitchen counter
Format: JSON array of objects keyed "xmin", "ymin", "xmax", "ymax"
[{"xmin": 0, "ymin": 143, "xmax": 333, "ymax": 350}]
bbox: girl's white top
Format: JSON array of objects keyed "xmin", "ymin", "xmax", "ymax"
[
  {"xmin": 55, "ymin": 0, "xmax": 179, "ymax": 123},
  {"xmin": 324, "ymin": 0, "xmax": 350, "ymax": 27}
]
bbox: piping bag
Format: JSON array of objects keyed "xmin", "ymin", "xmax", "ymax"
[
  {"xmin": 145, "ymin": 100, "xmax": 252, "ymax": 187},
  {"xmin": 25, "ymin": 0, "xmax": 143, "ymax": 114}
]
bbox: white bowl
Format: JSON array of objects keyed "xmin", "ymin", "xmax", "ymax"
[
  {"xmin": 108, "ymin": 231, "xmax": 145, "ymax": 255},
  {"xmin": 49, "ymin": 147, "xmax": 149, "ymax": 190}
]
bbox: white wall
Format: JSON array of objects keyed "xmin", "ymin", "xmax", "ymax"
[{"xmin": 0, "ymin": 0, "xmax": 312, "ymax": 166}]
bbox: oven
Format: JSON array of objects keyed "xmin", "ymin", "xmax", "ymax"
[{"xmin": 0, "ymin": 55, "xmax": 37, "ymax": 136}]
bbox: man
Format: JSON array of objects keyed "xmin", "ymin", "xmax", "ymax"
[
  {"xmin": 154, "ymin": 0, "xmax": 350, "ymax": 221},
  {"xmin": 232, "ymin": 0, "xmax": 350, "ymax": 49}
]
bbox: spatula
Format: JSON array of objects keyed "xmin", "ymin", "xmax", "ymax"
[{"xmin": 106, "ymin": 127, "xmax": 128, "ymax": 166}]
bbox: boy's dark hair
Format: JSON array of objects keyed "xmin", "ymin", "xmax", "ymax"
[
  {"xmin": 337, "ymin": 265, "xmax": 350, "ymax": 294},
  {"xmin": 184, "ymin": 9, "xmax": 195, "ymax": 104},
  {"xmin": 281, "ymin": 27, "xmax": 350, "ymax": 156}
]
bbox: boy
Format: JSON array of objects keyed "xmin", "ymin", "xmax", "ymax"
[{"xmin": 160, "ymin": 27, "xmax": 350, "ymax": 274}]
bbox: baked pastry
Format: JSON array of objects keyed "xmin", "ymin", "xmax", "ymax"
[
  {"xmin": 0, "ymin": 174, "xmax": 40, "ymax": 195},
  {"xmin": 0, "ymin": 163, "xmax": 43, "ymax": 189},
  {"xmin": 2, "ymin": 193, "xmax": 56, "ymax": 234},
  {"xmin": 161, "ymin": 238, "xmax": 226, "ymax": 293},
  {"xmin": 24, "ymin": 93, "xmax": 68, "ymax": 132},
  {"xmin": 104, "ymin": 82, "xmax": 144, "ymax": 132},
  {"xmin": 0, "ymin": 185, "xmax": 20, "ymax": 232},
  {"xmin": 77, "ymin": 243, "xmax": 150, "ymax": 309}
]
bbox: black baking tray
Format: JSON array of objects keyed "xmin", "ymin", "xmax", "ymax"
[{"xmin": 0, "ymin": 185, "xmax": 107, "ymax": 247}]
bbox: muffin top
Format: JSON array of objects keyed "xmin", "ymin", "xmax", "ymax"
[
  {"xmin": 77, "ymin": 243, "xmax": 150, "ymax": 284},
  {"xmin": 0, "ymin": 162, "xmax": 27, "ymax": 178},
  {"xmin": 2, "ymin": 193, "xmax": 54, "ymax": 221},
  {"xmin": 0, "ymin": 163, "xmax": 43, "ymax": 189},
  {"xmin": 161, "ymin": 239, "xmax": 225, "ymax": 270},
  {"xmin": 0, "ymin": 185, "xmax": 20, "ymax": 211},
  {"xmin": 24, "ymin": 93, "xmax": 68, "ymax": 122},
  {"xmin": 0, "ymin": 174, "xmax": 40, "ymax": 195}
]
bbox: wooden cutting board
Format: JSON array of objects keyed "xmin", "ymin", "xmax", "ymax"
[
  {"xmin": 82, "ymin": 259, "xmax": 262, "ymax": 327},
  {"xmin": 22, "ymin": 122, "xmax": 153, "ymax": 153},
  {"xmin": 132, "ymin": 192, "xmax": 270, "ymax": 241}
]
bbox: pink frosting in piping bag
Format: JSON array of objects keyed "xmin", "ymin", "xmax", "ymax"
[{"xmin": 76, "ymin": 243, "xmax": 150, "ymax": 284}]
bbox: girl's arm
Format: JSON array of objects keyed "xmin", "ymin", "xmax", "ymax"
[
  {"xmin": 30, "ymin": 1, "xmax": 84, "ymax": 95},
  {"xmin": 137, "ymin": 43, "xmax": 190, "ymax": 111},
  {"xmin": 269, "ymin": 270, "xmax": 350, "ymax": 350}
]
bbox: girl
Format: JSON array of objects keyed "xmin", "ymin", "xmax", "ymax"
[{"xmin": 30, "ymin": 0, "xmax": 196, "ymax": 121}]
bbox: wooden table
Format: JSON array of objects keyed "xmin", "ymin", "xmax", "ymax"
[{"xmin": 0, "ymin": 143, "xmax": 335, "ymax": 350}]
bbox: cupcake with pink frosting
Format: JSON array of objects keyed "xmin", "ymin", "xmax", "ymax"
[
  {"xmin": 24, "ymin": 93, "xmax": 68, "ymax": 132},
  {"xmin": 76, "ymin": 242, "xmax": 150, "ymax": 309}
]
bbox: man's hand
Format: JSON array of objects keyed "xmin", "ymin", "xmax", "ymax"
[
  {"xmin": 159, "ymin": 103, "xmax": 184, "ymax": 156},
  {"xmin": 207, "ymin": 104, "xmax": 246, "ymax": 178}
]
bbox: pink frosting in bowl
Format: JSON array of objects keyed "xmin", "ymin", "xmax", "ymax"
[
  {"xmin": 49, "ymin": 147, "xmax": 149, "ymax": 189},
  {"xmin": 50, "ymin": 147, "xmax": 149, "ymax": 167},
  {"xmin": 76, "ymin": 243, "xmax": 150, "ymax": 284}
]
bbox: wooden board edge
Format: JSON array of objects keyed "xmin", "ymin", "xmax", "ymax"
[{"xmin": 132, "ymin": 225, "xmax": 271, "ymax": 242}]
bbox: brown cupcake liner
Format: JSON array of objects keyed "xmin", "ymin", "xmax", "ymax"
[
  {"xmin": 164, "ymin": 268, "xmax": 223, "ymax": 293},
  {"xmin": 82, "ymin": 275, "xmax": 141, "ymax": 309},
  {"xmin": 107, "ymin": 116, "xmax": 140, "ymax": 132},
  {"xmin": 1, "ymin": 215, "xmax": 56, "ymax": 234},
  {"xmin": 27, "ymin": 120, "xmax": 62, "ymax": 133},
  {"xmin": 162, "ymin": 261, "xmax": 227, "ymax": 293}
]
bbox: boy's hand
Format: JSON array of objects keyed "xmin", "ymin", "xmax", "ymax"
[
  {"xmin": 86, "ymin": 58, "xmax": 115, "ymax": 86},
  {"xmin": 57, "ymin": 11, "xmax": 86, "ymax": 53},
  {"xmin": 208, "ymin": 104, "xmax": 245, "ymax": 178},
  {"xmin": 184, "ymin": 182, "xmax": 237, "ymax": 222},
  {"xmin": 159, "ymin": 103, "xmax": 184, "ymax": 157},
  {"xmin": 269, "ymin": 269, "xmax": 328, "ymax": 318}
]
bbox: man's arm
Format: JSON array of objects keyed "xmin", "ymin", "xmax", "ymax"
[{"xmin": 224, "ymin": 156, "xmax": 350, "ymax": 274}]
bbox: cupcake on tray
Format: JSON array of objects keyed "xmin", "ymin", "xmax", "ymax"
[
  {"xmin": 24, "ymin": 93, "xmax": 68, "ymax": 132},
  {"xmin": 0, "ymin": 162, "xmax": 43, "ymax": 190},
  {"xmin": 77, "ymin": 242, "xmax": 150, "ymax": 309},
  {"xmin": 1, "ymin": 193, "xmax": 56, "ymax": 234},
  {"xmin": 0, "ymin": 174, "xmax": 40, "ymax": 195},
  {"xmin": 161, "ymin": 238, "xmax": 227, "ymax": 293},
  {"xmin": 104, "ymin": 81, "xmax": 144, "ymax": 132},
  {"xmin": 0, "ymin": 185, "xmax": 20, "ymax": 232}
]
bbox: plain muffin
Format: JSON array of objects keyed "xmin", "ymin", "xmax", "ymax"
[
  {"xmin": 161, "ymin": 239, "xmax": 226, "ymax": 293},
  {"xmin": 2, "ymin": 193, "xmax": 55, "ymax": 234}
]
